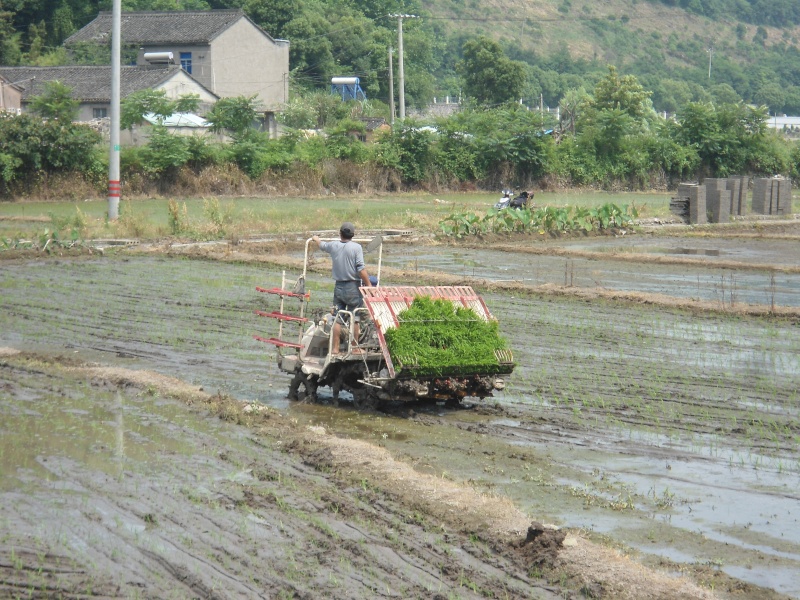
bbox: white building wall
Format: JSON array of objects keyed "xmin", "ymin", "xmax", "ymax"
[
  {"xmin": 158, "ymin": 70, "xmax": 218, "ymax": 112},
  {"xmin": 211, "ymin": 18, "xmax": 289, "ymax": 110}
]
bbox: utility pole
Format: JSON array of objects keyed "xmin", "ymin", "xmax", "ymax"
[
  {"xmin": 707, "ymin": 46, "xmax": 714, "ymax": 80},
  {"xmin": 108, "ymin": 0, "xmax": 121, "ymax": 220},
  {"xmin": 388, "ymin": 45, "xmax": 395, "ymax": 125},
  {"xmin": 390, "ymin": 13, "xmax": 418, "ymax": 121}
]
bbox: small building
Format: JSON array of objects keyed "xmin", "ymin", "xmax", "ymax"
[
  {"xmin": 65, "ymin": 9, "xmax": 289, "ymax": 112},
  {"xmin": 0, "ymin": 74, "xmax": 23, "ymax": 114},
  {"xmin": 357, "ymin": 117, "xmax": 390, "ymax": 142},
  {"xmin": 765, "ymin": 115, "xmax": 800, "ymax": 130},
  {"xmin": 0, "ymin": 64, "xmax": 218, "ymax": 121},
  {"xmin": 120, "ymin": 112, "xmax": 219, "ymax": 145}
]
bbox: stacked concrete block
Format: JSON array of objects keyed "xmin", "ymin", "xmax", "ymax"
[
  {"xmin": 669, "ymin": 194, "xmax": 690, "ymax": 223},
  {"xmin": 709, "ymin": 188, "xmax": 732, "ymax": 223},
  {"xmin": 676, "ymin": 183, "xmax": 707, "ymax": 225},
  {"xmin": 768, "ymin": 179, "xmax": 779, "ymax": 214},
  {"xmin": 703, "ymin": 178, "xmax": 732, "ymax": 223},
  {"xmin": 752, "ymin": 178, "xmax": 769, "ymax": 214},
  {"xmin": 703, "ymin": 178, "xmax": 728, "ymax": 193},
  {"xmin": 752, "ymin": 177, "xmax": 793, "ymax": 215},
  {"xmin": 776, "ymin": 177, "xmax": 792, "ymax": 215},
  {"xmin": 727, "ymin": 176, "xmax": 748, "ymax": 216}
]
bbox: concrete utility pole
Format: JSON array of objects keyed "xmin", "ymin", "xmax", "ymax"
[
  {"xmin": 707, "ymin": 46, "xmax": 714, "ymax": 80},
  {"xmin": 388, "ymin": 45, "xmax": 395, "ymax": 125},
  {"xmin": 390, "ymin": 14, "xmax": 418, "ymax": 121},
  {"xmin": 108, "ymin": 0, "xmax": 122, "ymax": 220}
]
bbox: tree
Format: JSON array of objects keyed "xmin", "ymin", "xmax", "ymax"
[
  {"xmin": 709, "ymin": 83, "xmax": 741, "ymax": 105},
  {"xmin": 753, "ymin": 82, "xmax": 786, "ymax": 113},
  {"xmin": 140, "ymin": 124, "xmax": 190, "ymax": 176},
  {"xmin": 652, "ymin": 79, "xmax": 693, "ymax": 114},
  {"xmin": 278, "ymin": 91, "xmax": 350, "ymax": 129},
  {"xmin": 25, "ymin": 20, "xmax": 46, "ymax": 62},
  {"xmin": 675, "ymin": 101, "xmax": 773, "ymax": 176},
  {"xmin": 0, "ymin": 113, "xmax": 101, "ymax": 191},
  {"xmin": 29, "ymin": 80, "xmax": 79, "ymax": 122},
  {"xmin": 206, "ymin": 95, "xmax": 263, "ymax": 137},
  {"xmin": 0, "ymin": 2, "xmax": 21, "ymax": 65},
  {"xmin": 783, "ymin": 86, "xmax": 800, "ymax": 114},
  {"xmin": 282, "ymin": 12, "xmax": 335, "ymax": 90},
  {"xmin": 591, "ymin": 66, "xmax": 653, "ymax": 120},
  {"xmin": 50, "ymin": 3, "xmax": 75, "ymax": 46},
  {"xmin": 576, "ymin": 68, "xmax": 653, "ymax": 163},
  {"xmin": 458, "ymin": 36, "xmax": 527, "ymax": 106},
  {"xmin": 243, "ymin": 0, "xmax": 298, "ymax": 39},
  {"xmin": 559, "ymin": 87, "xmax": 590, "ymax": 135}
]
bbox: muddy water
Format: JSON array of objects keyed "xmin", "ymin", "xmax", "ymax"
[
  {"xmin": 557, "ymin": 234, "xmax": 800, "ymax": 267},
  {"xmin": 1, "ymin": 253, "xmax": 799, "ymax": 596},
  {"xmin": 2, "ymin": 359, "xmax": 563, "ymax": 598},
  {"xmin": 379, "ymin": 242, "xmax": 800, "ymax": 307}
]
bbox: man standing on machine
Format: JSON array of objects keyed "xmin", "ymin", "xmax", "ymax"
[{"xmin": 312, "ymin": 222, "xmax": 373, "ymax": 354}]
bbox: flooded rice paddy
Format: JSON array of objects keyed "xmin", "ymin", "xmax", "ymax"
[
  {"xmin": 380, "ymin": 238, "xmax": 800, "ymax": 307},
  {"xmin": 1, "ymin": 229, "xmax": 799, "ymax": 598}
]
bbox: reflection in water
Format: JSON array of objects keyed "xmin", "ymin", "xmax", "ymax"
[
  {"xmin": 115, "ymin": 391, "xmax": 125, "ymax": 478},
  {"xmin": 379, "ymin": 246, "xmax": 800, "ymax": 306},
  {"xmin": 671, "ymin": 247, "xmax": 721, "ymax": 256}
]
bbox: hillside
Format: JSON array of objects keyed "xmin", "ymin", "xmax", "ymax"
[
  {"xmin": 3, "ymin": 0, "xmax": 800, "ymax": 114},
  {"xmin": 421, "ymin": 0, "xmax": 800, "ymax": 113}
]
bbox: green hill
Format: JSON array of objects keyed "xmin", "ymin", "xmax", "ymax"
[
  {"xmin": 421, "ymin": 0, "xmax": 800, "ymax": 113},
  {"xmin": 3, "ymin": 0, "xmax": 800, "ymax": 114}
]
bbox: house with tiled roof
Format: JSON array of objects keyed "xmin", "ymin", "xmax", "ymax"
[
  {"xmin": 0, "ymin": 64, "xmax": 218, "ymax": 122},
  {"xmin": 65, "ymin": 9, "xmax": 289, "ymax": 112}
]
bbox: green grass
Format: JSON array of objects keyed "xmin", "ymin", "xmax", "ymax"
[{"xmin": 0, "ymin": 191, "xmax": 672, "ymax": 242}]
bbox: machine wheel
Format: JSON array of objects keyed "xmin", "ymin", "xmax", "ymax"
[
  {"xmin": 288, "ymin": 370, "xmax": 318, "ymax": 402},
  {"xmin": 351, "ymin": 386, "xmax": 381, "ymax": 411}
]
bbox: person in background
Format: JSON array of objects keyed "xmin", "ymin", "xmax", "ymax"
[
  {"xmin": 312, "ymin": 222, "xmax": 372, "ymax": 354},
  {"xmin": 510, "ymin": 191, "xmax": 530, "ymax": 209}
]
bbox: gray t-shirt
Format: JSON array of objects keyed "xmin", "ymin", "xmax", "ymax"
[{"xmin": 319, "ymin": 239, "xmax": 366, "ymax": 281}]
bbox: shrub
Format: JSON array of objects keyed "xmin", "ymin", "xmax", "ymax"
[
  {"xmin": 141, "ymin": 125, "xmax": 190, "ymax": 176},
  {"xmin": 229, "ymin": 132, "xmax": 293, "ymax": 179},
  {"xmin": 439, "ymin": 202, "xmax": 638, "ymax": 237},
  {"xmin": 374, "ymin": 123, "xmax": 435, "ymax": 183},
  {"xmin": 0, "ymin": 113, "xmax": 101, "ymax": 193}
]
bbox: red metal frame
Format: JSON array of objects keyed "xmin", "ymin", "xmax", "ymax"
[
  {"xmin": 253, "ymin": 335, "xmax": 302, "ymax": 349},
  {"xmin": 256, "ymin": 286, "xmax": 310, "ymax": 300},
  {"xmin": 255, "ymin": 310, "xmax": 308, "ymax": 323}
]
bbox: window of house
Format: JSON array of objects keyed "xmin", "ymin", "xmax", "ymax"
[
  {"xmin": 93, "ymin": 108, "xmax": 108, "ymax": 118},
  {"xmin": 180, "ymin": 52, "xmax": 192, "ymax": 74}
]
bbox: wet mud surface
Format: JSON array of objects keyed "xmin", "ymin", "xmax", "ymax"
[
  {"xmin": 1, "ymin": 228, "xmax": 799, "ymax": 598},
  {"xmin": 380, "ymin": 241, "xmax": 800, "ymax": 307},
  {"xmin": 0, "ymin": 356, "xmax": 565, "ymax": 599}
]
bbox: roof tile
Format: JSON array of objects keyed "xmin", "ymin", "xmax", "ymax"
[
  {"xmin": 65, "ymin": 9, "xmax": 253, "ymax": 46},
  {"xmin": 0, "ymin": 65, "xmax": 204, "ymax": 103}
]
